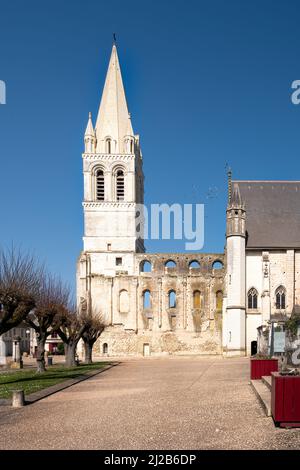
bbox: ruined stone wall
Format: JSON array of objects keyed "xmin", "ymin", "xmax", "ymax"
[{"xmin": 92, "ymin": 253, "xmax": 225, "ymax": 357}]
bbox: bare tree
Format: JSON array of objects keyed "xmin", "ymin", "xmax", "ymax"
[
  {"xmin": 53, "ymin": 305, "xmax": 88, "ymax": 367},
  {"xmin": 27, "ymin": 275, "xmax": 70, "ymax": 373},
  {"xmin": 0, "ymin": 247, "xmax": 44, "ymax": 335},
  {"xmin": 81, "ymin": 313, "xmax": 105, "ymax": 364}
]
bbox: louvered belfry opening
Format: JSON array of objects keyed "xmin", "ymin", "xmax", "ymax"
[
  {"xmin": 116, "ymin": 170, "xmax": 125, "ymax": 200},
  {"xmin": 96, "ymin": 170, "xmax": 105, "ymax": 201}
]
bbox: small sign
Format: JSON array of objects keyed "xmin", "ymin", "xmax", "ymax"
[{"xmin": 274, "ymin": 331, "xmax": 285, "ymax": 353}]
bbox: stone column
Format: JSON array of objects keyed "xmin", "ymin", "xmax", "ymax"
[
  {"xmin": 261, "ymin": 252, "xmax": 271, "ymax": 323},
  {"xmin": 134, "ymin": 277, "xmax": 139, "ymax": 333},
  {"xmin": 182, "ymin": 278, "xmax": 187, "ymax": 329},
  {"xmin": 12, "ymin": 337, "xmax": 23, "ymax": 369},
  {"xmin": 105, "ymin": 170, "xmax": 112, "ymax": 201},
  {"xmin": 286, "ymin": 250, "xmax": 295, "ymax": 315},
  {"xmin": 110, "ymin": 277, "xmax": 114, "ymax": 325},
  {"xmin": 158, "ymin": 277, "xmax": 162, "ymax": 328},
  {"xmin": 0, "ymin": 336, "xmax": 7, "ymax": 365}
]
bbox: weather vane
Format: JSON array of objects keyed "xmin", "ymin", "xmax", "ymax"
[{"xmin": 113, "ymin": 33, "xmax": 117, "ymax": 45}]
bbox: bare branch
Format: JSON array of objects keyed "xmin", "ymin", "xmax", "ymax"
[
  {"xmin": 27, "ymin": 273, "xmax": 71, "ymax": 373},
  {"xmin": 0, "ymin": 247, "xmax": 44, "ymax": 335}
]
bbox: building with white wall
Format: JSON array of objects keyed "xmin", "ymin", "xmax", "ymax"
[{"xmin": 77, "ymin": 42, "xmax": 300, "ymax": 357}]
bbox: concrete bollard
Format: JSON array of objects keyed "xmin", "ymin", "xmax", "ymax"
[{"xmin": 12, "ymin": 390, "xmax": 25, "ymax": 407}]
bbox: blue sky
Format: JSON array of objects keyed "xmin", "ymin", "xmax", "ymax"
[{"xmin": 1, "ymin": 0, "xmax": 300, "ymax": 291}]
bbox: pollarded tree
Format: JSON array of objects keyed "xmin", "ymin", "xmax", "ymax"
[
  {"xmin": 81, "ymin": 312, "xmax": 105, "ymax": 364},
  {"xmin": 27, "ymin": 274, "xmax": 70, "ymax": 373},
  {"xmin": 0, "ymin": 247, "xmax": 44, "ymax": 336},
  {"xmin": 53, "ymin": 305, "xmax": 88, "ymax": 367}
]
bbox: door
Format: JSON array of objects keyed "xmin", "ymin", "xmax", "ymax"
[
  {"xmin": 143, "ymin": 343, "xmax": 150, "ymax": 357},
  {"xmin": 251, "ymin": 340, "xmax": 257, "ymax": 356}
]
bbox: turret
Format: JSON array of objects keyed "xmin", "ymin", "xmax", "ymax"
[
  {"xmin": 226, "ymin": 183, "xmax": 246, "ymax": 238},
  {"xmin": 223, "ymin": 174, "xmax": 246, "ymax": 356},
  {"xmin": 84, "ymin": 112, "xmax": 96, "ymax": 153}
]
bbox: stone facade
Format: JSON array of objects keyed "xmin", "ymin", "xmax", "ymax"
[
  {"xmin": 244, "ymin": 249, "xmax": 300, "ymax": 355},
  {"xmin": 77, "ymin": 43, "xmax": 300, "ymax": 358},
  {"xmin": 78, "ymin": 252, "xmax": 225, "ymax": 356}
]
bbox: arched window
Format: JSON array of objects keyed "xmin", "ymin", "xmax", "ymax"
[
  {"xmin": 116, "ymin": 170, "xmax": 125, "ymax": 200},
  {"xmin": 124, "ymin": 137, "xmax": 134, "ymax": 153},
  {"xmin": 103, "ymin": 343, "xmax": 108, "ymax": 354},
  {"xmin": 96, "ymin": 169, "xmax": 105, "ymax": 201},
  {"xmin": 168, "ymin": 290, "xmax": 176, "ymax": 308},
  {"xmin": 212, "ymin": 260, "xmax": 224, "ymax": 270},
  {"xmin": 165, "ymin": 260, "xmax": 176, "ymax": 268},
  {"xmin": 119, "ymin": 289, "xmax": 129, "ymax": 313},
  {"xmin": 106, "ymin": 138, "xmax": 112, "ymax": 154},
  {"xmin": 189, "ymin": 260, "xmax": 200, "ymax": 269},
  {"xmin": 140, "ymin": 260, "xmax": 152, "ymax": 273},
  {"xmin": 248, "ymin": 288, "xmax": 258, "ymax": 309},
  {"xmin": 193, "ymin": 290, "xmax": 202, "ymax": 309},
  {"xmin": 143, "ymin": 290, "xmax": 151, "ymax": 309},
  {"xmin": 276, "ymin": 286, "xmax": 286, "ymax": 310},
  {"xmin": 216, "ymin": 290, "xmax": 223, "ymax": 312}
]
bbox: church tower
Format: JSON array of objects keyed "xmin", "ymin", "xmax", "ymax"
[
  {"xmin": 223, "ymin": 177, "xmax": 246, "ymax": 356},
  {"xmin": 81, "ymin": 43, "xmax": 144, "ymax": 279}
]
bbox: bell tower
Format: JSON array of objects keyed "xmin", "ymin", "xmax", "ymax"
[{"xmin": 80, "ymin": 43, "xmax": 144, "ymax": 278}]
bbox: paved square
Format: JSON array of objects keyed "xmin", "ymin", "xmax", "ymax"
[{"xmin": 0, "ymin": 357, "xmax": 299, "ymax": 449}]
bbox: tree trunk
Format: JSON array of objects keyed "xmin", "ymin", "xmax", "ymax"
[
  {"xmin": 64, "ymin": 342, "xmax": 77, "ymax": 367},
  {"xmin": 84, "ymin": 341, "xmax": 93, "ymax": 364},
  {"xmin": 36, "ymin": 332, "xmax": 47, "ymax": 373}
]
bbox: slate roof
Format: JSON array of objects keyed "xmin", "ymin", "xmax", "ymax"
[{"xmin": 233, "ymin": 181, "xmax": 300, "ymax": 249}]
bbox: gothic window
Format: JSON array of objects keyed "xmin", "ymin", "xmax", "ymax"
[
  {"xmin": 143, "ymin": 290, "xmax": 151, "ymax": 309},
  {"xmin": 216, "ymin": 290, "xmax": 223, "ymax": 312},
  {"xmin": 103, "ymin": 343, "xmax": 108, "ymax": 354},
  {"xmin": 140, "ymin": 260, "xmax": 152, "ymax": 272},
  {"xmin": 189, "ymin": 260, "xmax": 200, "ymax": 269},
  {"xmin": 276, "ymin": 286, "xmax": 286, "ymax": 310},
  {"xmin": 248, "ymin": 288, "xmax": 258, "ymax": 309},
  {"xmin": 193, "ymin": 290, "xmax": 202, "ymax": 309},
  {"xmin": 168, "ymin": 290, "xmax": 176, "ymax": 308},
  {"xmin": 96, "ymin": 170, "xmax": 105, "ymax": 201},
  {"xmin": 119, "ymin": 289, "xmax": 129, "ymax": 313},
  {"xmin": 106, "ymin": 138, "xmax": 112, "ymax": 154},
  {"xmin": 116, "ymin": 170, "xmax": 125, "ymax": 200}
]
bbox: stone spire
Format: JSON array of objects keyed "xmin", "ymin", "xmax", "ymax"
[
  {"xmin": 230, "ymin": 183, "xmax": 242, "ymax": 207},
  {"xmin": 226, "ymin": 182, "xmax": 246, "ymax": 237},
  {"xmin": 95, "ymin": 44, "xmax": 134, "ymax": 154},
  {"xmin": 84, "ymin": 112, "xmax": 96, "ymax": 153}
]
